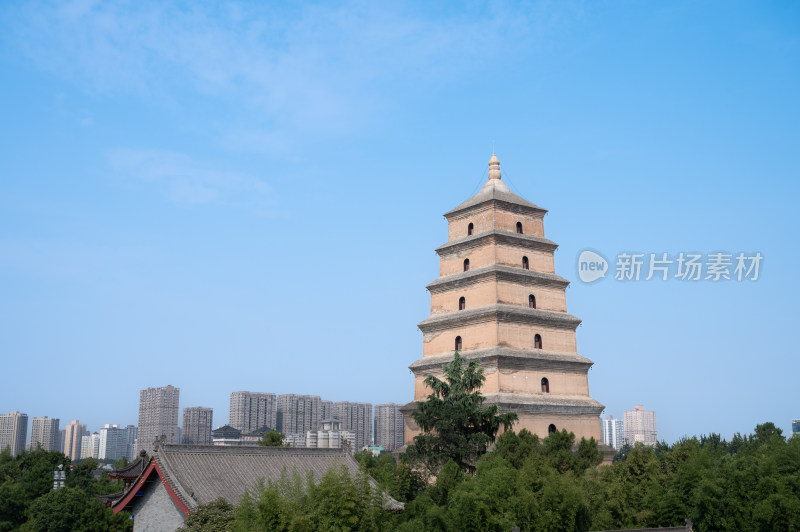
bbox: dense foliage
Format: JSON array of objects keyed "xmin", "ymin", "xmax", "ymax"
[
  {"xmin": 258, "ymin": 430, "xmax": 288, "ymax": 447},
  {"xmin": 202, "ymin": 422, "xmax": 800, "ymax": 532},
  {"xmin": 402, "ymin": 352, "xmax": 517, "ymax": 474},
  {"xmin": 0, "ymin": 449, "xmax": 130, "ymax": 532}
]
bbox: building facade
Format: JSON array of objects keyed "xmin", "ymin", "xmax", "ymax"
[
  {"xmin": 624, "ymin": 405, "xmax": 658, "ymax": 446},
  {"xmin": 138, "ymin": 385, "xmax": 180, "ymax": 454},
  {"xmin": 306, "ymin": 419, "xmax": 354, "ymax": 450},
  {"xmin": 63, "ymin": 420, "xmax": 86, "ymax": 461},
  {"xmin": 30, "ymin": 416, "xmax": 60, "ymax": 452},
  {"xmin": 229, "ymin": 392, "xmax": 277, "ymax": 433},
  {"xmin": 374, "ymin": 403, "xmax": 405, "ymax": 451},
  {"xmin": 0, "ymin": 411, "xmax": 28, "ymax": 457},
  {"xmin": 182, "ymin": 407, "xmax": 213, "ymax": 445},
  {"xmin": 601, "ymin": 416, "xmax": 625, "ymax": 451},
  {"xmin": 403, "ymin": 154, "xmax": 605, "ymax": 444},
  {"xmin": 81, "ymin": 432, "xmax": 101, "ymax": 459},
  {"xmin": 99, "ymin": 424, "xmax": 137, "ymax": 461},
  {"xmin": 330, "ymin": 402, "xmax": 372, "ymax": 451},
  {"xmin": 277, "ymin": 394, "xmax": 323, "ymax": 435}
]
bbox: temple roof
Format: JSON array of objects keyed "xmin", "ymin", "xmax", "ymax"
[
  {"xmin": 106, "ymin": 452, "xmax": 148, "ymax": 480},
  {"xmin": 445, "ymin": 154, "xmax": 546, "ymax": 218},
  {"xmin": 110, "ymin": 444, "xmax": 403, "ymax": 514}
]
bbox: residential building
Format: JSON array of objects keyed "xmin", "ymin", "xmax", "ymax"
[
  {"xmin": 601, "ymin": 415, "xmax": 625, "ymax": 451},
  {"xmin": 624, "ymin": 405, "xmax": 658, "ymax": 446},
  {"xmin": 138, "ymin": 385, "xmax": 180, "ymax": 454},
  {"xmin": 30, "ymin": 416, "xmax": 60, "ymax": 451},
  {"xmin": 229, "ymin": 392, "xmax": 276, "ymax": 432},
  {"xmin": 99, "ymin": 424, "xmax": 137, "ymax": 461},
  {"xmin": 81, "ymin": 432, "xmax": 101, "ymax": 459},
  {"xmin": 792, "ymin": 419, "xmax": 799, "ymax": 438},
  {"xmin": 182, "ymin": 407, "xmax": 213, "ymax": 445},
  {"xmin": 374, "ymin": 403, "xmax": 405, "ymax": 451},
  {"xmin": 403, "ymin": 154, "xmax": 604, "ymax": 444},
  {"xmin": 63, "ymin": 420, "xmax": 86, "ymax": 461},
  {"xmin": 276, "ymin": 394, "xmax": 322, "ymax": 435},
  {"xmin": 331, "ymin": 402, "xmax": 372, "ymax": 451},
  {"xmin": 0, "ymin": 411, "xmax": 28, "ymax": 456}
]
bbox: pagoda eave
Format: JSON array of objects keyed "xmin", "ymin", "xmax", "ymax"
[
  {"xmin": 426, "ymin": 265, "xmax": 570, "ymax": 293},
  {"xmin": 418, "ymin": 304, "xmax": 582, "ymax": 332},
  {"xmin": 408, "ymin": 347, "xmax": 594, "ymax": 373},
  {"xmin": 435, "ymin": 231, "xmax": 558, "ymax": 256}
]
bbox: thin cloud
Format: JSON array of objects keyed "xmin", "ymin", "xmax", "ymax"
[{"xmin": 107, "ymin": 148, "xmax": 273, "ymax": 211}]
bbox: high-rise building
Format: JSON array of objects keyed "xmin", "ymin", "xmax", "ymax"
[
  {"xmin": 63, "ymin": 420, "xmax": 86, "ymax": 461},
  {"xmin": 277, "ymin": 395, "xmax": 322, "ymax": 436},
  {"xmin": 374, "ymin": 403, "xmax": 405, "ymax": 451},
  {"xmin": 30, "ymin": 416, "xmax": 60, "ymax": 452},
  {"xmin": 138, "ymin": 385, "xmax": 180, "ymax": 454},
  {"xmin": 404, "ymin": 154, "xmax": 604, "ymax": 444},
  {"xmin": 182, "ymin": 407, "xmax": 213, "ymax": 445},
  {"xmin": 331, "ymin": 402, "xmax": 372, "ymax": 451},
  {"xmin": 81, "ymin": 432, "xmax": 101, "ymax": 459},
  {"xmin": 99, "ymin": 424, "xmax": 137, "ymax": 461},
  {"xmin": 792, "ymin": 419, "xmax": 799, "ymax": 438},
  {"xmin": 0, "ymin": 411, "xmax": 28, "ymax": 456},
  {"xmin": 229, "ymin": 392, "xmax": 276, "ymax": 432},
  {"xmin": 624, "ymin": 405, "xmax": 658, "ymax": 446},
  {"xmin": 601, "ymin": 415, "xmax": 625, "ymax": 451}
]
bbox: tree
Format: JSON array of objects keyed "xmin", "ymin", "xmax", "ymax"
[
  {"xmin": 178, "ymin": 498, "xmax": 235, "ymax": 531},
  {"xmin": 23, "ymin": 487, "xmax": 131, "ymax": 532},
  {"xmin": 402, "ymin": 352, "xmax": 517, "ymax": 474},
  {"xmin": 258, "ymin": 430, "xmax": 287, "ymax": 447}
]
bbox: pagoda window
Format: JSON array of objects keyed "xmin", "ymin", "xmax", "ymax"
[
  {"xmin": 458, "ymin": 297, "xmax": 466, "ymax": 310},
  {"xmin": 468, "ymin": 223, "xmax": 474, "ymax": 236},
  {"xmin": 463, "ymin": 259, "xmax": 470, "ymax": 272},
  {"xmin": 548, "ymin": 424, "xmax": 557, "ymax": 434},
  {"xmin": 529, "ymin": 294, "xmax": 536, "ymax": 309},
  {"xmin": 534, "ymin": 334, "xmax": 542, "ymax": 349},
  {"xmin": 522, "ymin": 256, "xmax": 529, "ymax": 270},
  {"xmin": 516, "ymin": 221, "xmax": 523, "ymax": 234},
  {"xmin": 455, "ymin": 336, "xmax": 463, "ymax": 351},
  {"xmin": 541, "ymin": 377, "xmax": 550, "ymax": 393}
]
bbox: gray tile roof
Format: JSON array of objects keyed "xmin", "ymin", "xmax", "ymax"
[
  {"xmin": 152, "ymin": 444, "xmax": 403, "ymax": 511},
  {"xmin": 444, "ymin": 179, "xmax": 546, "ymax": 218}
]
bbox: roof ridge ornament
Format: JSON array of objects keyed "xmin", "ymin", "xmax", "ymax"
[{"xmin": 488, "ymin": 153, "xmax": 501, "ymax": 181}]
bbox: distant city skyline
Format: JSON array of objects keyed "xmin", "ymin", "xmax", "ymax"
[{"xmin": 1, "ymin": 2, "xmax": 797, "ymax": 445}]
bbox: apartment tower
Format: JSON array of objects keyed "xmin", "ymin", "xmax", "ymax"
[
  {"xmin": 30, "ymin": 416, "xmax": 60, "ymax": 452},
  {"xmin": 63, "ymin": 420, "xmax": 86, "ymax": 461},
  {"xmin": 229, "ymin": 392, "xmax": 277, "ymax": 432},
  {"xmin": 0, "ymin": 411, "xmax": 28, "ymax": 457},
  {"xmin": 182, "ymin": 407, "xmax": 213, "ymax": 445},
  {"xmin": 374, "ymin": 403, "xmax": 405, "ymax": 451},
  {"xmin": 138, "ymin": 385, "xmax": 180, "ymax": 454}
]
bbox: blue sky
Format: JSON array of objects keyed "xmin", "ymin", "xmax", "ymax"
[{"xmin": 1, "ymin": 1, "xmax": 798, "ymax": 444}]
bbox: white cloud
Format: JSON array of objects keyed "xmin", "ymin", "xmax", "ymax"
[
  {"xmin": 107, "ymin": 148, "xmax": 273, "ymax": 211},
  {"xmin": 1, "ymin": 1, "xmax": 572, "ymax": 145}
]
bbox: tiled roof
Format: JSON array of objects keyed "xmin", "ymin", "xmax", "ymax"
[
  {"xmin": 152, "ymin": 444, "xmax": 403, "ymax": 511},
  {"xmin": 445, "ymin": 179, "xmax": 546, "ymax": 218}
]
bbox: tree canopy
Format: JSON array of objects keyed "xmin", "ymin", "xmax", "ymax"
[
  {"xmin": 258, "ymin": 430, "xmax": 288, "ymax": 447},
  {"xmin": 402, "ymin": 351, "xmax": 518, "ymax": 474}
]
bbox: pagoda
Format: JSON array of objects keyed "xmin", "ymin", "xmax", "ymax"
[{"xmin": 403, "ymin": 154, "xmax": 604, "ymax": 444}]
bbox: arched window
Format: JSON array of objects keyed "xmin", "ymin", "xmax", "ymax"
[
  {"xmin": 529, "ymin": 294, "xmax": 536, "ymax": 309},
  {"xmin": 522, "ymin": 256, "xmax": 529, "ymax": 270},
  {"xmin": 468, "ymin": 223, "xmax": 474, "ymax": 236},
  {"xmin": 516, "ymin": 221, "xmax": 523, "ymax": 234},
  {"xmin": 548, "ymin": 424, "xmax": 557, "ymax": 434},
  {"xmin": 458, "ymin": 297, "xmax": 466, "ymax": 310},
  {"xmin": 455, "ymin": 336, "xmax": 462, "ymax": 351},
  {"xmin": 541, "ymin": 377, "xmax": 550, "ymax": 393},
  {"xmin": 534, "ymin": 334, "xmax": 542, "ymax": 349},
  {"xmin": 463, "ymin": 259, "xmax": 470, "ymax": 272}
]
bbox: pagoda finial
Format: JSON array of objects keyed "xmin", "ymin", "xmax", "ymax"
[{"xmin": 488, "ymin": 153, "xmax": 501, "ymax": 181}]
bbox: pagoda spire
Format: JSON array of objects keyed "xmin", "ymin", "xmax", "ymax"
[{"xmin": 488, "ymin": 153, "xmax": 501, "ymax": 181}]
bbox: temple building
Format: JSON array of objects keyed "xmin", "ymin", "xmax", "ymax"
[{"xmin": 403, "ymin": 154, "xmax": 605, "ymax": 444}]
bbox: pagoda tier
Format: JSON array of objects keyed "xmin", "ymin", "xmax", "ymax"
[{"xmin": 403, "ymin": 154, "xmax": 604, "ymax": 446}]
